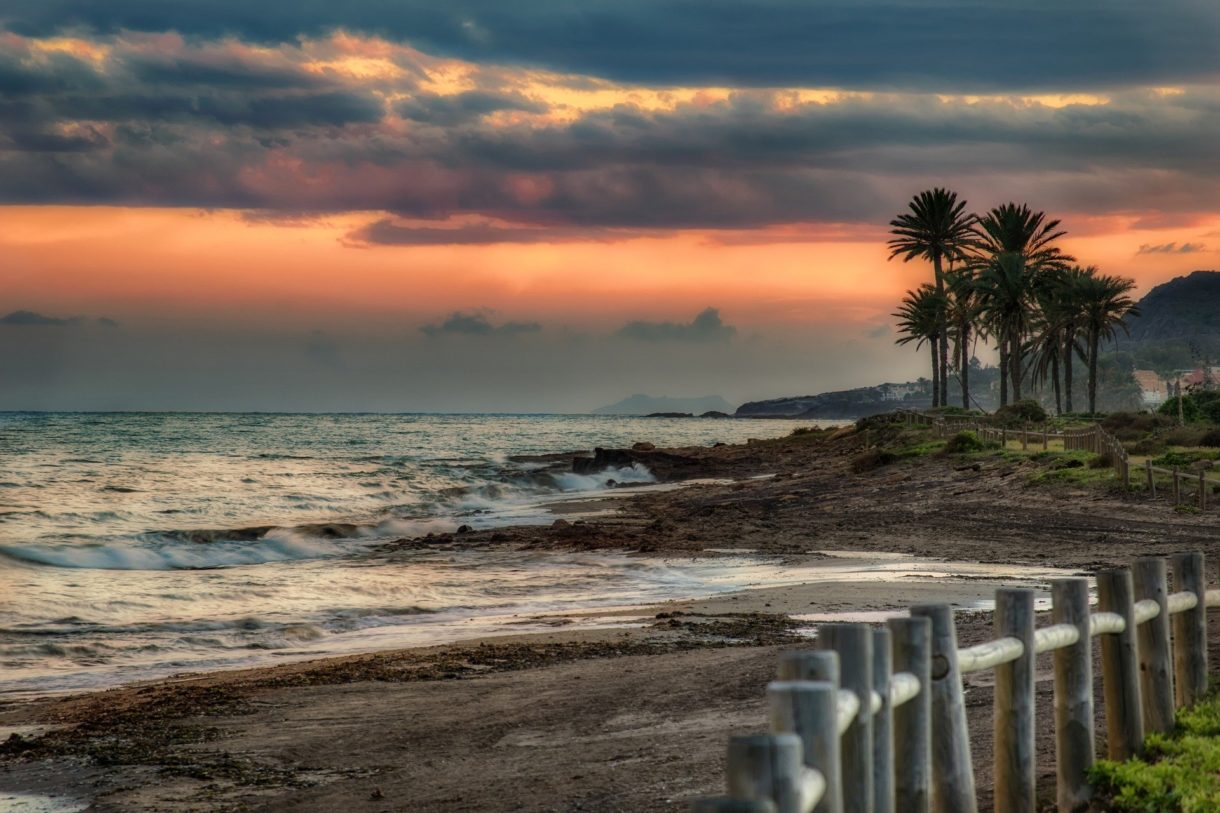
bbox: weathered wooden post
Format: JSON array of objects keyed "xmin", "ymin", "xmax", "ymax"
[
  {"xmin": 1043, "ymin": 430, "xmax": 1049, "ymax": 450},
  {"xmin": 909, "ymin": 605, "xmax": 976, "ymax": 813},
  {"xmin": 872, "ymin": 628, "xmax": 894, "ymax": 813},
  {"xmin": 994, "ymin": 589, "xmax": 1035, "ymax": 813},
  {"xmin": 1172, "ymin": 468, "xmax": 1181, "ymax": 504},
  {"xmin": 1097, "ymin": 569, "xmax": 1144, "ymax": 759},
  {"xmin": 1133, "ymin": 558, "xmax": 1175, "ymax": 734},
  {"xmin": 817, "ymin": 625, "xmax": 873, "ymax": 813},
  {"xmin": 1171, "ymin": 553, "xmax": 1208, "ymax": 707},
  {"xmin": 1146, "ymin": 460, "xmax": 1155, "ymax": 498},
  {"xmin": 693, "ymin": 799, "xmax": 777, "ymax": 813},
  {"xmin": 778, "ymin": 651, "xmax": 839, "ymax": 683},
  {"xmin": 1200, "ymin": 471, "xmax": 1208, "ymax": 510},
  {"xmin": 1002, "ymin": 428, "xmax": 1007, "ymax": 449},
  {"xmin": 727, "ymin": 734, "xmax": 809, "ymax": 813},
  {"xmin": 769, "ymin": 681, "xmax": 842, "ymax": 813},
  {"xmin": 1052, "ymin": 578, "xmax": 1094, "ymax": 812},
  {"xmin": 1021, "ymin": 431, "xmax": 1028, "ymax": 451},
  {"xmin": 887, "ymin": 616, "xmax": 931, "ymax": 813}
]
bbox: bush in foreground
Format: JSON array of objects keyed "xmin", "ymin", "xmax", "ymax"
[{"xmin": 1092, "ymin": 690, "xmax": 1220, "ymax": 812}]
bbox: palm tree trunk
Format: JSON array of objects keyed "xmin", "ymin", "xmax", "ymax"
[
  {"xmin": 1063, "ymin": 334, "xmax": 1074, "ymax": 413},
  {"xmin": 999, "ymin": 338, "xmax": 1009, "ymax": 408},
  {"xmin": 1009, "ymin": 331, "xmax": 1023, "ymax": 402},
  {"xmin": 1088, "ymin": 329, "xmax": 1099, "ymax": 414},
  {"xmin": 1051, "ymin": 349, "xmax": 1062, "ymax": 416},
  {"xmin": 960, "ymin": 324, "xmax": 970, "ymax": 409},
  {"xmin": 930, "ymin": 338, "xmax": 940, "ymax": 408},
  {"xmin": 933, "ymin": 254, "xmax": 949, "ymax": 408}
]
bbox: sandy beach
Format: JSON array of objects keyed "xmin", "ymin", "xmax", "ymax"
[{"xmin": 4, "ymin": 424, "xmax": 1219, "ymax": 812}]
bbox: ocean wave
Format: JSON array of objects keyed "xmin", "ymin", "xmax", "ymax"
[{"xmin": 551, "ymin": 463, "xmax": 655, "ymax": 491}]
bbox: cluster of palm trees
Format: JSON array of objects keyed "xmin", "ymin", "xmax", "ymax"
[{"xmin": 890, "ymin": 188, "xmax": 1140, "ymax": 415}]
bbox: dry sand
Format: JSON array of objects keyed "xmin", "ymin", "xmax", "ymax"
[{"xmin": 3, "ymin": 424, "xmax": 1219, "ymax": 812}]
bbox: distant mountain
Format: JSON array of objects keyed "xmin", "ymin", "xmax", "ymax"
[
  {"xmin": 592, "ymin": 394, "xmax": 735, "ymax": 415},
  {"xmin": 1119, "ymin": 270, "xmax": 1220, "ymax": 345}
]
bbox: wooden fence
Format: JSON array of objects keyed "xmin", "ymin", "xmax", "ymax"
[
  {"xmin": 692, "ymin": 553, "xmax": 1215, "ymax": 813},
  {"xmin": 887, "ymin": 410, "xmax": 1220, "ymax": 511}
]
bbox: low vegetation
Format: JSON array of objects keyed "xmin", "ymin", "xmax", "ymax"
[{"xmin": 1092, "ymin": 691, "xmax": 1220, "ymax": 812}]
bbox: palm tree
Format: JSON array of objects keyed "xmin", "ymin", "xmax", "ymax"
[
  {"xmin": 889, "ymin": 189, "xmax": 976, "ymax": 408},
  {"xmin": 945, "ymin": 267, "xmax": 982, "ymax": 409},
  {"xmin": 1073, "ymin": 270, "xmax": 1140, "ymax": 414},
  {"xmin": 894, "ymin": 285, "xmax": 946, "ymax": 404},
  {"xmin": 974, "ymin": 252, "xmax": 1038, "ymax": 405},
  {"xmin": 969, "ymin": 203, "xmax": 1073, "ymax": 405}
]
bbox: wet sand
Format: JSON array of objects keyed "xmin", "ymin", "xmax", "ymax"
[{"xmin": 3, "ymin": 423, "xmax": 1219, "ymax": 812}]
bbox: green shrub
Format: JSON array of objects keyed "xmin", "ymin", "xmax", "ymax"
[
  {"xmin": 1128, "ymin": 437, "xmax": 1168, "ymax": 456},
  {"xmin": 994, "ymin": 399, "xmax": 1048, "ymax": 426},
  {"xmin": 1164, "ymin": 426, "xmax": 1209, "ymax": 447},
  {"xmin": 1201, "ymin": 429, "xmax": 1220, "ymax": 448},
  {"xmin": 1092, "ymin": 690, "xmax": 1220, "ymax": 812},
  {"xmin": 1159, "ymin": 396, "xmax": 1202, "ymax": 423},
  {"xmin": 942, "ymin": 430, "xmax": 984, "ymax": 454},
  {"xmin": 1103, "ymin": 411, "xmax": 1176, "ymax": 441}
]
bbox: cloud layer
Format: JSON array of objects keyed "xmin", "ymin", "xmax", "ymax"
[
  {"xmin": 6, "ymin": 1, "xmax": 1220, "ymax": 91},
  {"xmin": 3, "ymin": 18, "xmax": 1220, "ymax": 236}
]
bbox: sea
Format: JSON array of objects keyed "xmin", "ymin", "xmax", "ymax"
[{"xmin": 0, "ymin": 412, "xmax": 831, "ymax": 698}]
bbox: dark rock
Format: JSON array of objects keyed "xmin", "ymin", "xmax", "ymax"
[
  {"xmin": 456, "ymin": 524, "xmax": 472, "ymax": 534},
  {"xmin": 631, "ymin": 442, "xmax": 656, "ymax": 451}
]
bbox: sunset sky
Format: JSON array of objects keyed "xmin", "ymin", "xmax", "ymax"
[{"xmin": 2, "ymin": 2, "xmax": 1219, "ymax": 411}]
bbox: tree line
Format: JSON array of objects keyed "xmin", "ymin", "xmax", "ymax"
[{"xmin": 889, "ymin": 188, "xmax": 1140, "ymax": 415}]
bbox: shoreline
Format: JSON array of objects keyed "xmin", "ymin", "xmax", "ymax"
[{"xmin": 4, "ymin": 422, "xmax": 1219, "ymax": 811}]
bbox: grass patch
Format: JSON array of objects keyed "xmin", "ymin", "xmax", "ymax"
[
  {"xmin": 1092, "ymin": 690, "xmax": 1220, "ymax": 812},
  {"xmin": 1151, "ymin": 449, "xmax": 1220, "ymax": 467}
]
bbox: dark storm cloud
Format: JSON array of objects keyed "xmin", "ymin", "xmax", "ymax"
[
  {"xmin": 396, "ymin": 91, "xmax": 547, "ymax": 126},
  {"xmin": 5, "ymin": 1, "xmax": 1220, "ymax": 92},
  {"xmin": 616, "ymin": 307, "xmax": 735, "ymax": 342},
  {"xmin": 420, "ymin": 312, "xmax": 542, "ymax": 337}
]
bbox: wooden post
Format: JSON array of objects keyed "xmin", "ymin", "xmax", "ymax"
[
  {"xmin": 872, "ymin": 628, "xmax": 894, "ymax": 813},
  {"xmin": 888, "ymin": 617, "xmax": 931, "ymax": 813},
  {"xmin": 1096, "ymin": 569, "xmax": 1144, "ymax": 759},
  {"xmin": 727, "ymin": 734, "xmax": 808, "ymax": 813},
  {"xmin": 1173, "ymin": 467, "xmax": 1181, "ymax": 504},
  {"xmin": 1052, "ymin": 578, "xmax": 1094, "ymax": 813},
  {"xmin": 909, "ymin": 604, "xmax": 976, "ymax": 813},
  {"xmin": 1146, "ymin": 460, "xmax": 1155, "ymax": 498},
  {"xmin": 1200, "ymin": 471, "xmax": 1208, "ymax": 510},
  {"xmin": 994, "ymin": 589, "xmax": 1035, "ymax": 813},
  {"xmin": 778, "ymin": 650, "xmax": 839, "ymax": 684},
  {"xmin": 769, "ymin": 681, "xmax": 842, "ymax": 813},
  {"xmin": 1133, "ymin": 557, "xmax": 1175, "ymax": 734},
  {"xmin": 1043, "ymin": 430, "xmax": 1049, "ymax": 451},
  {"xmin": 1170, "ymin": 552, "xmax": 1208, "ymax": 708},
  {"xmin": 1021, "ymin": 431, "xmax": 1028, "ymax": 451},
  {"xmin": 817, "ymin": 624, "xmax": 874, "ymax": 813},
  {"xmin": 693, "ymin": 799, "xmax": 776, "ymax": 813},
  {"xmin": 1001, "ymin": 428, "xmax": 1007, "ymax": 449}
]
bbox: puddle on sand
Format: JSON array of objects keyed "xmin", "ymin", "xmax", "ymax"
[{"xmin": 0, "ymin": 795, "xmax": 89, "ymax": 813}]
